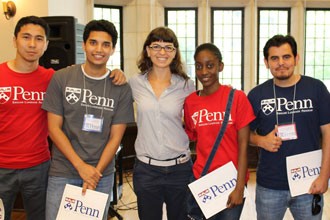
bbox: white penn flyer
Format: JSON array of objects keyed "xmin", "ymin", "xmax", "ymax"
[
  {"xmin": 188, "ymin": 161, "xmax": 247, "ymax": 219},
  {"xmin": 286, "ymin": 149, "xmax": 322, "ymax": 197},
  {"xmin": 0, "ymin": 198, "xmax": 4, "ymax": 220},
  {"xmin": 56, "ymin": 184, "xmax": 109, "ymax": 220}
]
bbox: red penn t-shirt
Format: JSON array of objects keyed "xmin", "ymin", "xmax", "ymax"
[{"xmin": 0, "ymin": 62, "xmax": 54, "ymax": 169}]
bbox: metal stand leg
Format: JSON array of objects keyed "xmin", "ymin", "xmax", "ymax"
[{"xmin": 108, "ymin": 145, "xmax": 123, "ymax": 220}]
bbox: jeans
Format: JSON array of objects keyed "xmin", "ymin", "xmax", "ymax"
[
  {"xmin": 133, "ymin": 158, "xmax": 192, "ymax": 220},
  {"xmin": 256, "ymin": 184, "xmax": 323, "ymax": 220},
  {"xmin": 187, "ymin": 175, "xmax": 245, "ymax": 220},
  {"xmin": 0, "ymin": 161, "xmax": 50, "ymax": 220},
  {"xmin": 46, "ymin": 174, "xmax": 114, "ymax": 220}
]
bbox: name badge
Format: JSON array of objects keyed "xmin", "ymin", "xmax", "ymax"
[
  {"xmin": 82, "ymin": 114, "xmax": 103, "ymax": 133},
  {"xmin": 277, "ymin": 123, "xmax": 298, "ymax": 141}
]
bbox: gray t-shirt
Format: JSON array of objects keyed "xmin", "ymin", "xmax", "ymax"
[{"xmin": 42, "ymin": 64, "xmax": 134, "ymax": 178}]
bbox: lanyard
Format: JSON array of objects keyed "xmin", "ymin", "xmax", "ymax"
[
  {"xmin": 82, "ymin": 68, "xmax": 107, "ymax": 118},
  {"xmin": 272, "ymin": 80, "xmax": 296, "ymax": 125}
]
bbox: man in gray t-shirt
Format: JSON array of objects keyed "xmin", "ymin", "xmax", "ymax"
[{"xmin": 42, "ymin": 20, "xmax": 134, "ymax": 220}]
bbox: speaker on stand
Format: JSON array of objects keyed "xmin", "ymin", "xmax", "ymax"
[{"xmin": 40, "ymin": 16, "xmax": 85, "ymax": 70}]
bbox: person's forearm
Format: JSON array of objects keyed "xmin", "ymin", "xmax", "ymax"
[
  {"xmin": 249, "ymin": 131, "xmax": 261, "ymax": 148},
  {"xmin": 96, "ymin": 124, "xmax": 127, "ymax": 173},
  {"xmin": 320, "ymin": 124, "xmax": 330, "ymax": 180},
  {"xmin": 48, "ymin": 114, "xmax": 85, "ymax": 169},
  {"xmin": 236, "ymin": 126, "xmax": 249, "ymax": 190}
]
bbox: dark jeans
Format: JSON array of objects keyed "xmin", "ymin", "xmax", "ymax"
[
  {"xmin": 187, "ymin": 175, "xmax": 245, "ymax": 220},
  {"xmin": 0, "ymin": 161, "xmax": 50, "ymax": 220},
  {"xmin": 133, "ymin": 158, "xmax": 192, "ymax": 220}
]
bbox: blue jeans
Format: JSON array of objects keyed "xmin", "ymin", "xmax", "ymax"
[
  {"xmin": 46, "ymin": 174, "xmax": 114, "ymax": 220},
  {"xmin": 187, "ymin": 175, "xmax": 245, "ymax": 220},
  {"xmin": 133, "ymin": 159, "xmax": 192, "ymax": 220},
  {"xmin": 256, "ymin": 184, "xmax": 323, "ymax": 220},
  {"xmin": 0, "ymin": 161, "xmax": 50, "ymax": 220}
]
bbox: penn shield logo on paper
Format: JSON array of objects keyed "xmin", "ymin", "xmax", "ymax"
[
  {"xmin": 290, "ymin": 165, "xmax": 321, "ymax": 181},
  {"xmin": 63, "ymin": 197, "xmax": 101, "ymax": 218},
  {"xmin": 197, "ymin": 178, "xmax": 237, "ymax": 204}
]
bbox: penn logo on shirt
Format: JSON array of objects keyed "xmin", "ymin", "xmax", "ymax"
[
  {"xmin": 65, "ymin": 87, "xmax": 81, "ymax": 104},
  {"xmin": 0, "ymin": 86, "xmax": 45, "ymax": 104},
  {"xmin": 0, "ymin": 87, "xmax": 11, "ymax": 104},
  {"xmin": 63, "ymin": 197, "xmax": 101, "ymax": 218},
  {"xmin": 65, "ymin": 86, "xmax": 115, "ymax": 109},
  {"xmin": 261, "ymin": 97, "xmax": 313, "ymax": 115},
  {"xmin": 191, "ymin": 109, "xmax": 233, "ymax": 126},
  {"xmin": 197, "ymin": 178, "xmax": 237, "ymax": 204},
  {"xmin": 290, "ymin": 165, "xmax": 321, "ymax": 181}
]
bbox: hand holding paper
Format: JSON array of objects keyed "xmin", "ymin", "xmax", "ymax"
[
  {"xmin": 76, "ymin": 162, "xmax": 102, "ymax": 192},
  {"xmin": 227, "ymin": 186, "xmax": 245, "ymax": 208},
  {"xmin": 82, "ymin": 182, "xmax": 96, "ymax": 195},
  {"xmin": 309, "ymin": 175, "xmax": 329, "ymax": 194}
]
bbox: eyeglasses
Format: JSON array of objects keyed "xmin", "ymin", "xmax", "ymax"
[
  {"xmin": 148, "ymin": 44, "xmax": 176, "ymax": 52},
  {"xmin": 312, "ymin": 194, "xmax": 321, "ymax": 216}
]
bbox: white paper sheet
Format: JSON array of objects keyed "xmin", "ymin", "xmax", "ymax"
[
  {"xmin": 188, "ymin": 161, "xmax": 247, "ymax": 219},
  {"xmin": 0, "ymin": 198, "xmax": 4, "ymax": 220},
  {"xmin": 286, "ymin": 149, "xmax": 322, "ymax": 197},
  {"xmin": 56, "ymin": 184, "xmax": 109, "ymax": 220}
]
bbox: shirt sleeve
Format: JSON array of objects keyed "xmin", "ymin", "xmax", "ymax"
[
  {"xmin": 317, "ymin": 81, "xmax": 330, "ymax": 125},
  {"xmin": 247, "ymin": 89, "xmax": 260, "ymax": 131},
  {"xmin": 184, "ymin": 97, "xmax": 196, "ymax": 141},
  {"xmin": 41, "ymin": 71, "xmax": 64, "ymax": 116},
  {"xmin": 111, "ymin": 84, "xmax": 135, "ymax": 124},
  {"xmin": 235, "ymin": 90, "xmax": 256, "ymax": 130}
]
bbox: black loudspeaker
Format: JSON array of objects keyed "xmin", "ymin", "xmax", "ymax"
[{"xmin": 40, "ymin": 16, "xmax": 85, "ymax": 70}]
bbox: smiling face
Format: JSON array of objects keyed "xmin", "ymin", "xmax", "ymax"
[
  {"xmin": 195, "ymin": 49, "xmax": 224, "ymax": 91},
  {"xmin": 14, "ymin": 24, "xmax": 48, "ymax": 63},
  {"xmin": 146, "ymin": 41, "xmax": 176, "ymax": 70},
  {"xmin": 264, "ymin": 43, "xmax": 299, "ymax": 82},
  {"xmin": 83, "ymin": 31, "xmax": 115, "ymax": 69}
]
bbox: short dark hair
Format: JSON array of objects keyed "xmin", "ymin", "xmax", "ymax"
[
  {"xmin": 194, "ymin": 43, "xmax": 223, "ymax": 62},
  {"xmin": 14, "ymin": 16, "xmax": 50, "ymax": 39},
  {"xmin": 83, "ymin": 19, "xmax": 118, "ymax": 47},
  {"xmin": 263, "ymin": 34, "xmax": 297, "ymax": 59}
]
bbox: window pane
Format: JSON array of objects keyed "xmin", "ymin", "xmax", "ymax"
[
  {"xmin": 93, "ymin": 6, "xmax": 122, "ymax": 70},
  {"xmin": 166, "ymin": 9, "xmax": 197, "ymax": 82},
  {"xmin": 258, "ymin": 9, "xmax": 290, "ymax": 84},
  {"xmin": 305, "ymin": 9, "xmax": 330, "ymax": 90},
  {"xmin": 212, "ymin": 8, "xmax": 244, "ymax": 90}
]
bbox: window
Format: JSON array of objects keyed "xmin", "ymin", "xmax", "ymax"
[
  {"xmin": 212, "ymin": 8, "xmax": 244, "ymax": 90},
  {"xmin": 257, "ymin": 8, "xmax": 290, "ymax": 84},
  {"xmin": 94, "ymin": 5, "xmax": 123, "ymax": 70},
  {"xmin": 165, "ymin": 8, "xmax": 198, "ymax": 83},
  {"xmin": 305, "ymin": 9, "xmax": 330, "ymax": 89}
]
